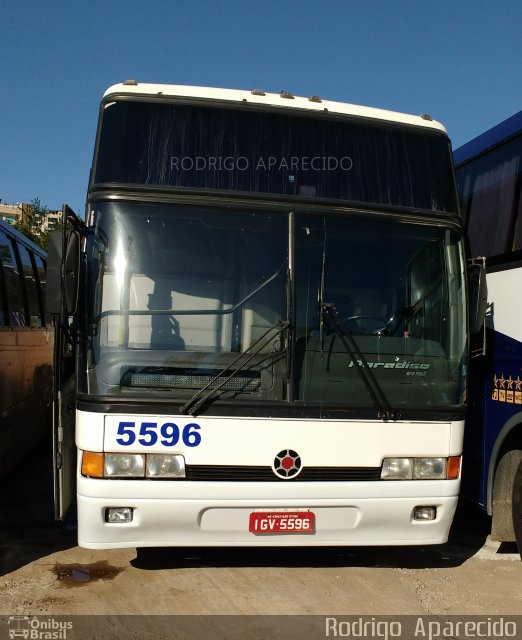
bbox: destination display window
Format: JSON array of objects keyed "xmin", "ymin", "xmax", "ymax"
[{"xmin": 94, "ymin": 100, "xmax": 457, "ymax": 213}]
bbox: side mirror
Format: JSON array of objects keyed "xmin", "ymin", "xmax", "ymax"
[
  {"xmin": 46, "ymin": 229, "xmax": 80, "ymax": 317},
  {"xmin": 64, "ymin": 231, "xmax": 80, "ymax": 316},
  {"xmin": 468, "ymin": 260, "xmax": 488, "ymax": 335}
]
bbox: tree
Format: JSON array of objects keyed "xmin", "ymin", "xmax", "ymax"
[{"xmin": 13, "ymin": 197, "xmax": 52, "ymax": 251}]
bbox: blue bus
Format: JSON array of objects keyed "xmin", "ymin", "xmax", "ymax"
[
  {"xmin": 454, "ymin": 111, "xmax": 522, "ymax": 555},
  {"xmin": 0, "ymin": 217, "xmax": 53, "ymax": 478}
]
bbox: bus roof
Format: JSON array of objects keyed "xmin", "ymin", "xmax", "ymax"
[
  {"xmin": 103, "ymin": 81, "xmax": 448, "ymax": 134},
  {"xmin": 453, "ymin": 110, "xmax": 522, "ymax": 166}
]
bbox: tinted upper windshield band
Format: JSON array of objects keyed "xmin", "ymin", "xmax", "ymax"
[{"xmin": 93, "ymin": 100, "xmax": 457, "ymax": 213}]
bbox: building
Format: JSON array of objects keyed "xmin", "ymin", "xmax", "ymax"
[
  {"xmin": 0, "ymin": 202, "xmax": 24, "ymax": 225},
  {"xmin": 0, "ymin": 201, "xmax": 61, "ymax": 230}
]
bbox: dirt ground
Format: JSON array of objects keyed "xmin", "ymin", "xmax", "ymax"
[{"xmin": 1, "ymin": 442, "xmax": 521, "ymax": 619}]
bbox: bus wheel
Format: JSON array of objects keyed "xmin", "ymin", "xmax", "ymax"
[
  {"xmin": 513, "ymin": 459, "xmax": 522, "ymax": 559},
  {"xmin": 491, "ymin": 449, "xmax": 522, "ymax": 543}
]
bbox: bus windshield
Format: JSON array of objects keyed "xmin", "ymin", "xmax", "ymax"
[
  {"xmin": 93, "ymin": 100, "xmax": 457, "ymax": 213},
  {"xmin": 83, "ymin": 201, "xmax": 467, "ymax": 408}
]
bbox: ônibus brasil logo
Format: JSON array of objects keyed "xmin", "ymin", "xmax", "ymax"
[{"xmin": 8, "ymin": 617, "xmax": 73, "ymax": 640}]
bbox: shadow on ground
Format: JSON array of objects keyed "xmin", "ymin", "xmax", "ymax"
[{"xmin": 0, "ymin": 439, "xmax": 75, "ymax": 576}]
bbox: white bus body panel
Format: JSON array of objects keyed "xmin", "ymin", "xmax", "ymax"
[
  {"xmin": 76, "ymin": 410, "xmax": 463, "ymax": 549},
  {"xmin": 103, "ymin": 83, "xmax": 447, "ymax": 134},
  {"xmin": 486, "ymin": 267, "xmax": 522, "ymax": 342}
]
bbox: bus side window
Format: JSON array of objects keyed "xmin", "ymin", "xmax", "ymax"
[
  {"xmin": 465, "ymin": 144, "xmax": 520, "ymax": 257},
  {"xmin": 18, "ymin": 245, "xmax": 42, "ymax": 328},
  {"xmin": 513, "ymin": 188, "xmax": 522, "ymax": 251},
  {"xmin": 33, "ymin": 254, "xmax": 50, "ymax": 327},
  {"xmin": 0, "ymin": 231, "xmax": 27, "ymax": 327}
]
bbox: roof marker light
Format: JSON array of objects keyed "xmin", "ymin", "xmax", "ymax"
[
  {"xmin": 421, "ymin": 114, "xmax": 433, "ymax": 121},
  {"xmin": 251, "ymin": 89, "xmax": 266, "ymax": 96},
  {"xmin": 308, "ymin": 96, "xmax": 322, "ymax": 103},
  {"xmin": 280, "ymin": 91, "xmax": 294, "ymax": 99},
  {"xmin": 124, "ymin": 79, "xmax": 138, "ymax": 86}
]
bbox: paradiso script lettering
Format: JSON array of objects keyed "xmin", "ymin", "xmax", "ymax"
[{"xmin": 348, "ymin": 360, "xmax": 431, "ymax": 370}]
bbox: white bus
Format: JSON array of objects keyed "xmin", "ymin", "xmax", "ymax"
[{"xmin": 48, "ymin": 82, "xmax": 479, "ymax": 549}]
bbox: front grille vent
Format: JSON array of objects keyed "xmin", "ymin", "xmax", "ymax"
[
  {"xmin": 184, "ymin": 465, "xmax": 381, "ymax": 482},
  {"xmin": 121, "ymin": 368, "xmax": 261, "ymax": 391}
]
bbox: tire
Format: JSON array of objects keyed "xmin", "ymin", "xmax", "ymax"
[{"xmin": 491, "ymin": 449, "xmax": 522, "ymax": 542}]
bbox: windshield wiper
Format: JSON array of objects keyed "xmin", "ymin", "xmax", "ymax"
[
  {"xmin": 320, "ymin": 301, "xmax": 400, "ymax": 421},
  {"xmin": 179, "ymin": 320, "xmax": 290, "ymax": 416}
]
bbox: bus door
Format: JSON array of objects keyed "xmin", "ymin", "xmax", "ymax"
[{"xmin": 46, "ymin": 205, "xmax": 85, "ymax": 520}]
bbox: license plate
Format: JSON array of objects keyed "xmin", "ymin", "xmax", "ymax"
[{"xmin": 249, "ymin": 511, "xmax": 315, "ymax": 535}]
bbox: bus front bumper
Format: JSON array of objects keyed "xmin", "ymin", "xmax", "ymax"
[{"xmin": 77, "ymin": 476, "xmax": 459, "ymax": 549}]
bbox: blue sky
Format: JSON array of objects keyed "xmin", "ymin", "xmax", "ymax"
[{"xmin": 1, "ymin": 0, "xmax": 521, "ymax": 213}]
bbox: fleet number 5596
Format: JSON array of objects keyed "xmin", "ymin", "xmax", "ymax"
[{"xmin": 116, "ymin": 421, "xmax": 202, "ymax": 447}]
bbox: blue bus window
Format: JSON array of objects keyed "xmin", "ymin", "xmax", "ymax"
[
  {"xmin": 18, "ymin": 245, "xmax": 43, "ymax": 328},
  {"xmin": 0, "ymin": 231, "xmax": 27, "ymax": 327}
]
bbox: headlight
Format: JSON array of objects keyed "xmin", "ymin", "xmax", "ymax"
[
  {"xmin": 381, "ymin": 457, "xmax": 413, "ymax": 480},
  {"xmin": 381, "ymin": 456, "xmax": 460, "ymax": 480},
  {"xmin": 82, "ymin": 451, "xmax": 186, "ymax": 479},
  {"xmin": 146, "ymin": 454, "xmax": 186, "ymax": 478},
  {"xmin": 414, "ymin": 457, "xmax": 446, "ymax": 480},
  {"xmin": 104, "ymin": 453, "xmax": 145, "ymax": 477}
]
